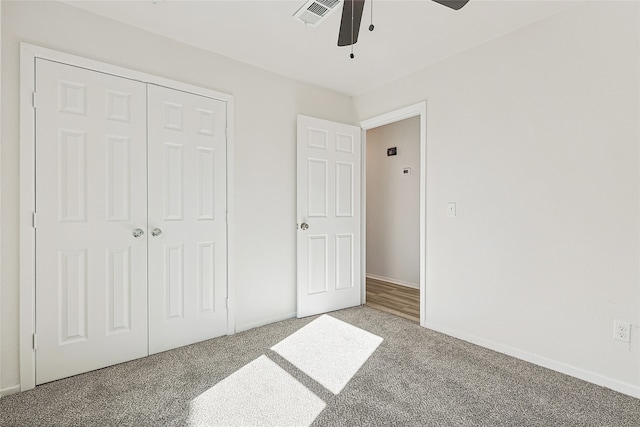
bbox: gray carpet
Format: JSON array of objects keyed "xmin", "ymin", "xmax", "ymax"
[{"xmin": 0, "ymin": 306, "xmax": 638, "ymax": 426}]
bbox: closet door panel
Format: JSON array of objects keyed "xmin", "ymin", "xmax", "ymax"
[
  {"xmin": 35, "ymin": 59, "xmax": 148, "ymax": 384},
  {"xmin": 147, "ymin": 84, "xmax": 227, "ymax": 354}
]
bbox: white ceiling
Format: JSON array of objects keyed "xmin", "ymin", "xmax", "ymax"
[{"xmin": 62, "ymin": 0, "xmax": 575, "ymax": 96}]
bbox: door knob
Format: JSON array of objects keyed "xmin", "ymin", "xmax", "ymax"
[
  {"xmin": 132, "ymin": 228, "xmax": 144, "ymax": 238},
  {"xmin": 151, "ymin": 228, "xmax": 163, "ymax": 237},
  {"xmin": 300, "ymin": 223, "xmax": 309, "ymax": 230}
]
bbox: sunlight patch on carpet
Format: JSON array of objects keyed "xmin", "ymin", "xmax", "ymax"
[
  {"xmin": 271, "ymin": 314, "xmax": 383, "ymax": 394},
  {"xmin": 188, "ymin": 355, "xmax": 325, "ymax": 427}
]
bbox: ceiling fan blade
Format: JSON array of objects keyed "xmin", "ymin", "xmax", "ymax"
[
  {"xmin": 337, "ymin": 0, "xmax": 366, "ymax": 47},
  {"xmin": 431, "ymin": 0, "xmax": 470, "ymax": 10}
]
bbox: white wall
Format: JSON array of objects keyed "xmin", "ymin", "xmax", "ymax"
[
  {"xmin": 0, "ymin": 0, "xmax": 354, "ymax": 391},
  {"xmin": 366, "ymin": 117, "xmax": 420, "ymax": 287},
  {"xmin": 355, "ymin": 1, "xmax": 640, "ymax": 396}
]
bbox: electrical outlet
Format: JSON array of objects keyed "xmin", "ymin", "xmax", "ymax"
[{"xmin": 613, "ymin": 320, "xmax": 631, "ymax": 343}]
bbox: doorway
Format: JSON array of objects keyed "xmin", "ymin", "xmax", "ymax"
[
  {"xmin": 360, "ymin": 102, "xmax": 426, "ymax": 325},
  {"xmin": 364, "ymin": 117, "xmax": 420, "ymax": 322}
]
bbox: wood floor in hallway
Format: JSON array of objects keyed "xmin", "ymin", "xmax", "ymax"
[{"xmin": 365, "ymin": 277, "xmax": 420, "ymax": 323}]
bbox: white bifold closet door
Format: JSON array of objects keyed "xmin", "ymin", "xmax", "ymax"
[
  {"xmin": 34, "ymin": 60, "xmax": 228, "ymax": 384},
  {"xmin": 147, "ymin": 84, "xmax": 228, "ymax": 354},
  {"xmin": 35, "ymin": 59, "xmax": 149, "ymax": 384}
]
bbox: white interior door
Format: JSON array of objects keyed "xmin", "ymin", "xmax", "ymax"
[
  {"xmin": 35, "ymin": 59, "xmax": 148, "ymax": 384},
  {"xmin": 147, "ymin": 84, "xmax": 228, "ymax": 354},
  {"xmin": 296, "ymin": 115, "xmax": 362, "ymax": 317}
]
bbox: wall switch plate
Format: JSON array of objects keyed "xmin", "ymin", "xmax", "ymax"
[
  {"xmin": 447, "ymin": 202, "xmax": 456, "ymax": 218},
  {"xmin": 613, "ymin": 320, "xmax": 631, "ymax": 343}
]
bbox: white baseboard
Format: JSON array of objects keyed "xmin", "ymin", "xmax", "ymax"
[
  {"xmin": 425, "ymin": 321, "xmax": 640, "ymax": 399},
  {"xmin": 236, "ymin": 312, "xmax": 297, "ymax": 333},
  {"xmin": 4, "ymin": 322, "xmax": 636, "ymax": 399},
  {"xmin": 366, "ymin": 274, "xmax": 419, "ymax": 290},
  {"xmin": 0, "ymin": 384, "xmax": 21, "ymax": 398}
]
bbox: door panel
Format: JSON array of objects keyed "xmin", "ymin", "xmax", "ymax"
[
  {"xmin": 35, "ymin": 59, "xmax": 148, "ymax": 384},
  {"xmin": 147, "ymin": 85, "xmax": 227, "ymax": 354},
  {"xmin": 297, "ymin": 115, "xmax": 362, "ymax": 317}
]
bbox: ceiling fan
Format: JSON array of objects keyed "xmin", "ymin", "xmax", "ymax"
[{"xmin": 338, "ymin": 0, "xmax": 470, "ymax": 57}]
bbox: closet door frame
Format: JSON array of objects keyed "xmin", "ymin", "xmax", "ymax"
[{"xmin": 19, "ymin": 43, "xmax": 236, "ymax": 392}]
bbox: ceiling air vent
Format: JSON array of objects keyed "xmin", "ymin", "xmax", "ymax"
[{"xmin": 293, "ymin": 0, "xmax": 342, "ymax": 27}]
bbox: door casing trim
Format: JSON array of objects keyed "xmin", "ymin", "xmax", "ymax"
[
  {"xmin": 359, "ymin": 102, "xmax": 427, "ymax": 326},
  {"xmin": 19, "ymin": 43, "xmax": 236, "ymax": 391}
]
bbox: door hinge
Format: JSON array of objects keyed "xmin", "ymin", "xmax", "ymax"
[
  {"xmin": 32, "ymin": 92, "xmax": 38, "ymax": 109},
  {"xmin": 32, "ymin": 333, "xmax": 37, "ymax": 350},
  {"xmin": 32, "ymin": 212, "xmax": 37, "ymax": 229}
]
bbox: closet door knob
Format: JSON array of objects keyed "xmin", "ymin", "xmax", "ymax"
[
  {"xmin": 300, "ymin": 223, "xmax": 309, "ymax": 230},
  {"xmin": 151, "ymin": 228, "xmax": 163, "ymax": 237},
  {"xmin": 132, "ymin": 228, "xmax": 144, "ymax": 238}
]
